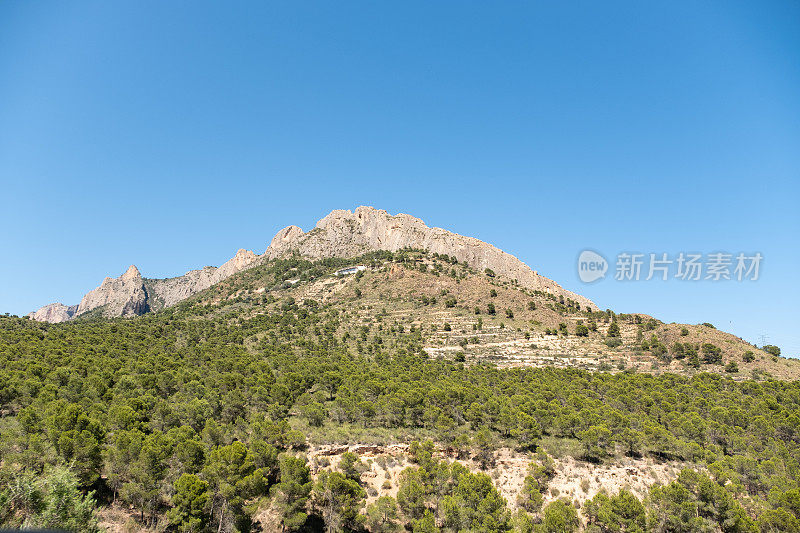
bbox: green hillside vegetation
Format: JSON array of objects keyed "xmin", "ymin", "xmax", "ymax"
[{"xmin": 1, "ymin": 253, "xmax": 799, "ymax": 531}]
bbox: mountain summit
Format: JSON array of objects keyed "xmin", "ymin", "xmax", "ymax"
[
  {"xmin": 266, "ymin": 207, "xmax": 593, "ymax": 308},
  {"xmin": 28, "ymin": 206, "xmax": 592, "ymax": 322}
]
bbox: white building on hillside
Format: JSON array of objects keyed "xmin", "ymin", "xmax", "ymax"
[{"xmin": 334, "ymin": 265, "xmax": 367, "ymax": 276}]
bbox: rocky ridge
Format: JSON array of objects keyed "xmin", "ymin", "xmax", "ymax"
[
  {"xmin": 28, "ymin": 207, "xmax": 593, "ymax": 322},
  {"xmin": 147, "ymin": 249, "xmax": 259, "ymax": 309},
  {"xmin": 266, "ymin": 207, "xmax": 593, "ymax": 309}
]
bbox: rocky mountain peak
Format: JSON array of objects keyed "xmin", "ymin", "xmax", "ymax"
[
  {"xmin": 76, "ymin": 265, "xmax": 148, "ymax": 318},
  {"xmin": 29, "ymin": 206, "xmax": 595, "ymax": 322},
  {"xmin": 230, "ymin": 249, "xmax": 257, "ymax": 269},
  {"xmin": 269, "ymin": 225, "xmax": 304, "ymax": 249},
  {"xmin": 267, "ymin": 206, "xmax": 594, "ymax": 309},
  {"xmin": 121, "ymin": 264, "xmax": 141, "ymax": 281}
]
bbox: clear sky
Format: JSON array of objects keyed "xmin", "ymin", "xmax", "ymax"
[{"xmin": 1, "ymin": 1, "xmax": 798, "ymax": 356}]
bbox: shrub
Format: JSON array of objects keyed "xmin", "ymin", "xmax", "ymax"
[
  {"xmin": 302, "ymin": 402, "xmax": 327, "ymax": 427},
  {"xmin": 725, "ymin": 361, "xmax": 739, "ymax": 373},
  {"xmin": 584, "ymin": 490, "xmax": 645, "ymax": 533},
  {"xmin": 702, "ymin": 343, "xmax": 722, "ymax": 364},
  {"xmin": 763, "ymin": 345, "xmax": 781, "ymax": 357},
  {"xmin": 541, "ymin": 499, "xmax": 579, "ymax": 533},
  {"xmin": 2, "ymin": 466, "xmax": 101, "ymax": 533},
  {"xmin": 743, "ymin": 351, "xmax": 755, "ymax": 363},
  {"xmin": 652, "ymin": 343, "xmax": 669, "ymax": 360},
  {"xmin": 672, "ymin": 343, "xmax": 686, "ymax": 359}
]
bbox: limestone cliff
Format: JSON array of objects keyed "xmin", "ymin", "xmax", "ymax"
[
  {"xmin": 28, "ymin": 206, "xmax": 594, "ymax": 322},
  {"xmin": 27, "ymin": 303, "xmax": 78, "ymax": 323},
  {"xmin": 148, "ymin": 249, "xmax": 258, "ymax": 309},
  {"xmin": 265, "ymin": 206, "xmax": 594, "ymax": 309},
  {"xmin": 73, "ymin": 265, "xmax": 148, "ymax": 318}
]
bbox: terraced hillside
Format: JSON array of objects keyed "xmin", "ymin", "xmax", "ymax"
[{"xmin": 194, "ymin": 249, "xmax": 799, "ymax": 381}]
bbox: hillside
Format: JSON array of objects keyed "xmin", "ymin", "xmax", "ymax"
[
  {"xmin": 194, "ymin": 250, "xmax": 799, "ymax": 381},
  {"xmin": 4, "ymin": 251, "xmax": 800, "ymax": 532}
]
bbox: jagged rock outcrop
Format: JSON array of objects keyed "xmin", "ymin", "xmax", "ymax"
[
  {"xmin": 29, "ymin": 250, "xmax": 260, "ymax": 322},
  {"xmin": 265, "ymin": 206, "xmax": 594, "ymax": 309},
  {"xmin": 75, "ymin": 265, "xmax": 149, "ymax": 318},
  {"xmin": 29, "ymin": 206, "xmax": 594, "ymax": 322},
  {"xmin": 29, "ymin": 266, "xmax": 149, "ymax": 322},
  {"xmin": 27, "ymin": 303, "xmax": 78, "ymax": 323},
  {"xmin": 269, "ymin": 225, "xmax": 304, "ymax": 250}
]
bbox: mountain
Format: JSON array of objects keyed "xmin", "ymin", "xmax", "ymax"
[
  {"xmin": 266, "ymin": 207, "xmax": 593, "ymax": 309},
  {"xmin": 6, "ymin": 222, "xmax": 799, "ymax": 532},
  {"xmin": 28, "ymin": 206, "xmax": 593, "ymax": 322}
]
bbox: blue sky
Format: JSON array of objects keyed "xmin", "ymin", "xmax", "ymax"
[{"xmin": 1, "ymin": 1, "xmax": 798, "ymax": 355}]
